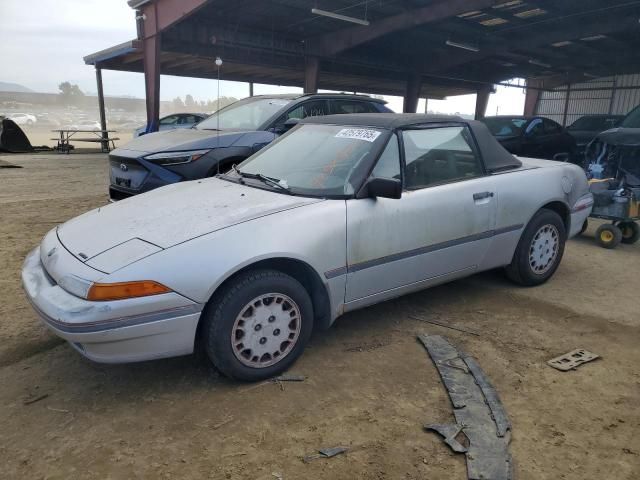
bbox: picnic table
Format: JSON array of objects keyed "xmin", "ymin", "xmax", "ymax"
[{"xmin": 51, "ymin": 129, "xmax": 119, "ymax": 153}]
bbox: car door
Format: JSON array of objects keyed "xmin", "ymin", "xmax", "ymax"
[{"xmin": 344, "ymin": 124, "xmax": 497, "ymax": 304}]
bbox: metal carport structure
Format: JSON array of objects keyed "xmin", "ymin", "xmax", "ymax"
[{"xmin": 84, "ymin": 0, "xmax": 640, "ymax": 135}]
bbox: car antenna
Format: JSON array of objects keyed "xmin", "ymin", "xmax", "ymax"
[{"xmin": 215, "ymin": 56, "xmax": 223, "ymax": 175}]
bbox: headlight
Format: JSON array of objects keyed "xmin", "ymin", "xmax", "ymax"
[
  {"xmin": 58, "ymin": 274, "xmax": 93, "ymax": 299},
  {"xmin": 144, "ymin": 149, "xmax": 211, "ymax": 166}
]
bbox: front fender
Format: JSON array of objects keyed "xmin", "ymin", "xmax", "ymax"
[{"xmin": 106, "ymin": 200, "xmax": 348, "ymax": 318}]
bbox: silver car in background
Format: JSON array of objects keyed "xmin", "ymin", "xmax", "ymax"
[
  {"xmin": 22, "ymin": 114, "xmax": 593, "ymax": 381},
  {"xmin": 133, "ymin": 113, "xmax": 207, "ymax": 137}
]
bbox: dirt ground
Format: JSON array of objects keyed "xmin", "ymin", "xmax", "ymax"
[{"xmin": 1, "ymin": 153, "xmax": 639, "ymax": 480}]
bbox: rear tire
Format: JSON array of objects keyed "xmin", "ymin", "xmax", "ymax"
[
  {"xmin": 201, "ymin": 269, "xmax": 313, "ymax": 381},
  {"xmin": 505, "ymin": 209, "xmax": 566, "ymax": 286},
  {"xmin": 595, "ymin": 224, "xmax": 622, "ymax": 249},
  {"xmin": 618, "ymin": 222, "xmax": 639, "ymax": 244}
]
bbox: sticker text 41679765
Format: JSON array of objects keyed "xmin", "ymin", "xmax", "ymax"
[{"xmin": 335, "ymin": 128, "xmax": 382, "ymax": 143}]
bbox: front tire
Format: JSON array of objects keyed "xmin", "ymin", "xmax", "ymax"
[
  {"xmin": 505, "ymin": 209, "xmax": 566, "ymax": 286},
  {"xmin": 201, "ymin": 269, "xmax": 314, "ymax": 381}
]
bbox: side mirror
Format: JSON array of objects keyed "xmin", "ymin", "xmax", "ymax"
[
  {"xmin": 283, "ymin": 118, "xmax": 300, "ymax": 130},
  {"xmin": 272, "ymin": 118, "xmax": 300, "ymax": 135},
  {"xmin": 364, "ymin": 177, "xmax": 402, "ymax": 199}
]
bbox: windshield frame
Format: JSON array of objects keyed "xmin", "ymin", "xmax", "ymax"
[
  {"xmin": 196, "ymin": 95, "xmax": 296, "ymax": 131},
  {"xmin": 218, "ymin": 123, "xmax": 393, "ymax": 200}
]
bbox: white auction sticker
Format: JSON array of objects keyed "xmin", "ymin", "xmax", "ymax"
[{"xmin": 335, "ymin": 128, "xmax": 381, "ymax": 142}]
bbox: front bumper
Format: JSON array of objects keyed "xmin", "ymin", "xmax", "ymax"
[
  {"xmin": 22, "ymin": 246, "xmax": 203, "ymax": 363},
  {"xmin": 109, "ymin": 151, "xmax": 182, "ymax": 201}
]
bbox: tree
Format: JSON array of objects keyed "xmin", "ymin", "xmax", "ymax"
[
  {"xmin": 172, "ymin": 96, "xmax": 185, "ymax": 110},
  {"xmin": 185, "ymin": 94, "xmax": 196, "ymax": 108},
  {"xmin": 58, "ymin": 82, "xmax": 85, "ymax": 104}
]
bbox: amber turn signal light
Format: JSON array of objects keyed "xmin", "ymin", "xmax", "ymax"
[{"xmin": 87, "ymin": 281, "xmax": 172, "ymax": 301}]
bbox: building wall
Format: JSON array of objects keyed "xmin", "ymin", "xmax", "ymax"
[{"xmin": 535, "ymin": 73, "xmax": 640, "ymax": 126}]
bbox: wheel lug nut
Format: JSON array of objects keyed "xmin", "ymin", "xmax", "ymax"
[
  {"xmin": 268, "ymin": 316, "xmax": 276, "ymax": 323},
  {"xmin": 259, "ymin": 337, "xmax": 267, "ymax": 345},
  {"xmin": 254, "ymin": 324, "xmax": 262, "ymax": 331},
  {"xmin": 273, "ymin": 329, "xmax": 280, "ymax": 336}
]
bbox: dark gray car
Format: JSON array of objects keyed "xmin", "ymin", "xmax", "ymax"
[
  {"xmin": 109, "ymin": 93, "xmax": 392, "ymax": 200},
  {"xmin": 567, "ymin": 114, "xmax": 623, "ymax": 157}
]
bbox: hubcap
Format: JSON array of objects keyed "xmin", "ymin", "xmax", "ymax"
[
  {"xmin": 601, "ymin": 230, "xmax": 614, "ymax": 242},
  {"xmin": 231, "ymin": 293, "xmax": 301, "ymax": 368},
  {"xmin": 529, "ymin": 224, "xmax": 559, "ymax": 275}
]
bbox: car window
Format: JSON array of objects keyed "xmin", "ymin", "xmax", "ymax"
[
  {"xmin": 481, "ymin": 117, "xmax": 528, "ymax": 136},
  {"xmin": 180, "ymin": 115, "xmax": 199, "ymax": 125},
  {"xmin": 543, "ymin": 119, "xmax": 562, "ymax": 134},
  {"xmin": 331, "ymin": 100, "xmax": 379, "ymax": 115},
  {"xmin": 197, "ymin": 97, "xmax": 293, "ymax": 131},
  {"xmin": 286, "ymin": 100, "xmax": 329, "ymax": 121},
  {"xmin": 402, "ymin": 126, "xmax": 482, "ymax": 190},
  {"xmin": 160, "ymin": 115, "xmax": 179, "ymax": 125},
  {"xmin": 621, "ymin": 105, "xmax": 640, "ymax": 128},
  {"xmin": 568, "ymin": 116, "xmax": 622, "ymax": 131},
  {"xmin": 238, "ymin": 124, "xmax": 388, "ymax": 196},
  {"xmin": 371, "ymin": 134, "xmax": 401, "ymax": 180},
  {"xmin": 525, "ymin": 118, "xmax": 544, "ymax": 136}
]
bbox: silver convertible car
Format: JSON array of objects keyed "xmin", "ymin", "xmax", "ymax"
[{"xmin": 22, "ymin": 114, "xmax": 593, "ymax": 381}]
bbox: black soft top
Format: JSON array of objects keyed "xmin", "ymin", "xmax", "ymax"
[{"xmin": 302, "ymin": 113, "xmax": 522, "ymax": 172}]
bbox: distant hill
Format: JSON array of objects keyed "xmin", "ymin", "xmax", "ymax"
[{"xmin": 0, "ymin": 82, "xmax": 34, "ymax": 93}]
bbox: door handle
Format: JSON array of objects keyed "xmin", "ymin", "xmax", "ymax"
[{"xmin": 473, "ymin": 191, "xmax": 494, "ymax": 201}]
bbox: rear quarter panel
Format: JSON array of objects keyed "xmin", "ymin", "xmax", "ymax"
[{"xmin": 480, "ymin": 158, "xmax": 589, "ymax": 270}]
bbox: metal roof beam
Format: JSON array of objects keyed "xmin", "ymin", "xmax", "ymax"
[{"xmin": 305, "ymin": 0, "xmax": 498, "ymax": 57}]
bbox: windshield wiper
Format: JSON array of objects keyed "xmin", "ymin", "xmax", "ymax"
[{"xmin": 231, "ymin": 165, "xmax": 291, "ymax": 194}]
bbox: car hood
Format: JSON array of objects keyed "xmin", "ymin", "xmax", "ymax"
[
  {"xmin": 116, "ymin": 128, "xmax": 253, "ymax": 154},
  {"xmin": 57, "ymin": 178, "xmax": 322, "ymax": 273}
]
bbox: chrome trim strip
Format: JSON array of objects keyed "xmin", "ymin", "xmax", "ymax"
[{"xmin": 324, "ymin": 224, "xmax": 523, "ymax": 279}]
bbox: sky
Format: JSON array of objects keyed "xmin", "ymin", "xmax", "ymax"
[{"xmin": 0, "ymin": 0, "xmax": 525, "ymax": 115}]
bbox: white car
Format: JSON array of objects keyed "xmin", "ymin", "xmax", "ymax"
[
  {"xmin": 22, "ymin": 114, "xmax": 593, "ymax": 381},
  {"xmin": 8, "ymin": 113, "xmax": 36, "ymax": 126}
]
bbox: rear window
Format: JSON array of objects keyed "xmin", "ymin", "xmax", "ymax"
[
  {"xmin": 569, "ymin": 116, "xmax": 622, "ymax": 131},
  {"xmin": 482, "ymin": 117, "xmax": 527, "ymax": 136}
]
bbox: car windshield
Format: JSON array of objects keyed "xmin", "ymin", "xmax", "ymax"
[
  {"xmin": 482, "ymin": 117, "xmax": 528, "ymax": 136},
  {"xmin": 197, "ymin": 97, "xmax": 293, "ymax": 130},
  {"xmin": 230, "ymin": 124, "xmax": 388, "ymax": 197},
  {"xmin": 620, "ymin": 106, "xmax": 640, "ymax": 128},
  {"xmin": 568, "ymin": 116, "xmax": 621, "ymax": 131}
]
